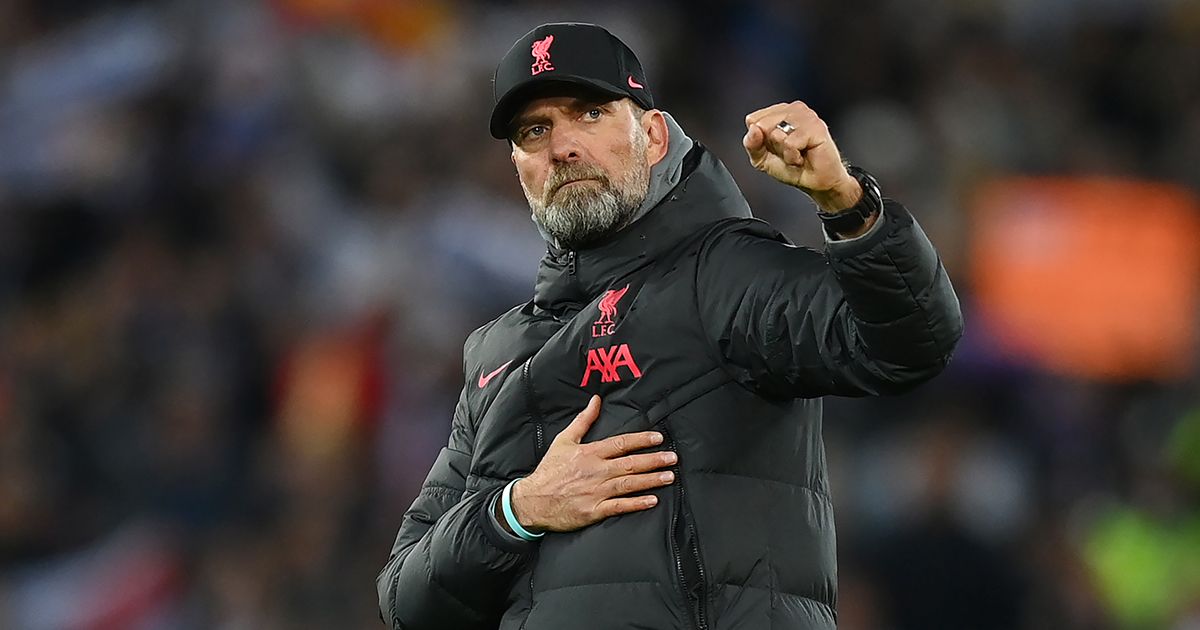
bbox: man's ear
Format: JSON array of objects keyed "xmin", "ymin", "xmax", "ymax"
[{"xmin": 642, "ymin": 109, "xmax": 669, "ymax": 167}]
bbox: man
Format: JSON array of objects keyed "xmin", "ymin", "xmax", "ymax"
[{"xmin": 377, "ymin": 22, "xmax": 962, "ymax": 630}]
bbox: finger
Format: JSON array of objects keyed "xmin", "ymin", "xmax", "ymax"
[
  {"xmin": 769, "ymin": 100, "xmax": 816, "ymax": 124},
  {"xmin": 602, "ymin": 470, "xmax": 676, "ymax": 498},
  {"xmin": 743, "ymin": 124, "xmax": 767, "ymax": 164},
  {"xmin": 772, "ymin": 124, "xmax": 826, "ymax": 165},
  {"xmin": 766, "ymin": 125, "xmax": 794, "ymax": 161},
  {"xmin": 753, "ymin": 106, "xmax": 811, "ymax": 136},
  {"xmin": 607, "ymin": 450, "xmax": 678, "ymax": 476},
  {"xmin": 745, "ymin": 102, "xmax": 789, "ymax": 128},
  {"xmin": 556, "ymin": 395, "xmax": 602, "ymax": 444},
  {"xmin": 595, "ymin": 494, "xmax": 659, "ymax": 519},
  {"xmin": 785, "ymin": 146, "xmax": 805, "ymax": 168},
  {"xmin": 782, "ymin": 133, "xmax": 813, "ymax": 168},
  {"xmin": 789, "ymin": 130, "xmax": 825, "ymax": 153},
  {"xmin": 589, "ymin": 430, "xmax": 665, "ymax": 459}
]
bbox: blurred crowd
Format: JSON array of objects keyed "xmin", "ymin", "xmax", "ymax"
[{"xmin": 0, "ymin": 0, "xmax": 1198, "ymax": 628}]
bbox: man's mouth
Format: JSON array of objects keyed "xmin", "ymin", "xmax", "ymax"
[{"xmin": 552, "ymin": 178, "xmax": 597, "ymax": 196}]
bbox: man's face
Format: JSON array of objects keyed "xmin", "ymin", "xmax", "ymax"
[{"xmin": 509, "ymin": 92, "xmax": 664, "ymax": 249}]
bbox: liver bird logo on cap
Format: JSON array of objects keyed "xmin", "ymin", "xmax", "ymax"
[{"xmin": 531, "ymin": 35, "xmax": 555, "ymax": 75}]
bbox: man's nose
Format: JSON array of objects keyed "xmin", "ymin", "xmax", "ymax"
[{"xmin": 548, "ymin": 127, "xmax": 583, "ymax": 164}]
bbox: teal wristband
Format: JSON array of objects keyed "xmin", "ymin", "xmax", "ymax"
[{"xmin": 502, "ymin": 478, "xmax": 544, "ymax": 541}]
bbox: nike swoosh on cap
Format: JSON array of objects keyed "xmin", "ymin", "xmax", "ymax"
[
  {"xmin": 627, "ymin": 75, "xmax": 644, "ymax": 89},
  {"xmin": 478, "ymin": 360, "xmax": 514, "ymax": 388}
]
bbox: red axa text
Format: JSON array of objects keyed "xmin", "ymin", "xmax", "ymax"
[{"xmin": 580, "ymin": 343, "xmax": 643, "ymax": 386}]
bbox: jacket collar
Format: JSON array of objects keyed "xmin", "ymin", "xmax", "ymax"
[{"xmin": 532, "ymin": 143, "xmax": 753, "ymax": 317}]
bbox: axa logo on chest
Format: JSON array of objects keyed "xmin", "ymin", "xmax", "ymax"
[
  {"xmin": 581, "ymin": 285, "xmax": 642, "ymax": 386},
  {"xmin": 581, "ymin": 344, "xmax": 642, "ymax": 386}
]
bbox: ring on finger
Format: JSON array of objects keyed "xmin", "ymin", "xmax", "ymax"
[{"xmin": 776, "ymin": 120, "xmax": 796, "ymax": 134}]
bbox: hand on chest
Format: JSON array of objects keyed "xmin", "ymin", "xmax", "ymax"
[{"xmin": 467, "ymin": 266, "xmax": 715, "ymax": 482}]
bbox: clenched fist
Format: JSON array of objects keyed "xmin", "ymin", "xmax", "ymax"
[
  {"xmin": 743, "ymin": 101, "xmax": 863, "ymax": 213},
  {"xmin": 505, "ymin": 395, "xmax": 677, "ymax": 534}
]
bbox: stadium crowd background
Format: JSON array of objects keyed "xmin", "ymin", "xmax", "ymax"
[{"xmin": 1, "ymin": 0, "xmax": 1198, "ymax": 628}]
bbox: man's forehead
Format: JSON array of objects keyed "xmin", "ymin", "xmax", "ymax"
[
  {"xmin": 511, "ymin": 86, "xmax": 623, "ymax": 124},
  {"xmin": 517, "ymin": 96, "xmax": 613, "ymax": 116}
]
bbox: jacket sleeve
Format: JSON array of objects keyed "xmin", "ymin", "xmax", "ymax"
[
  {"xmin": 376, "ymin": 381, "xmax": 536, "ymax": 629},
  {"xmin": 695, "ymin": 199, "xmax": 963, "ymax": 398}
]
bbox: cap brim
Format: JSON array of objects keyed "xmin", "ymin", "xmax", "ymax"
[{"xmin": 489, "ymin": 75, "xmax": 631, "ymax": 140}]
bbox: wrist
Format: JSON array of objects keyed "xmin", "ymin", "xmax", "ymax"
[
  {"xmin": 505, "ymin": 478, "xmax": 545, "ymax": 540},
  {"xmin": 816, "ymin": 165, "xmax": 884, "ymax": 239},
  {"xmin": 809, "ymin": 176, "xmax": 863, "ymax": 213},
  {"xmin": 509, "ymin": 478, "xmax": 539, "ymax": 531},
  {"xmin": 494, "ymin": 489, "xmax": 518, "ymax": 537}
]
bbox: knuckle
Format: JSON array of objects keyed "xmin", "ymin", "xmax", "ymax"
[{"xmin": 611, "ymin": 436, "xmax": 627, "ymax": 451}]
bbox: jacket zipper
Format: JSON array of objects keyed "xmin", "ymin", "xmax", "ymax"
[
  {"xmin": 523, "ymin": 358, "xmax": 545, "ymax": 457},
  {"xmin": 662, "ymin": 427, "xmax": 709, "ymax": 630},
  {"xmin": 518, "ymin": 358, "xmax": 543, "ymax": 630},
  {"xmin": 566, "ymin": 250, "xmax": 577, "ymax": 276}
]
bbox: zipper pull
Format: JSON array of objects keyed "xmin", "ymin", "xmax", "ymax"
[{"xmin": 567, "ymin": 251, "xmax": 577, "ymax": 275}]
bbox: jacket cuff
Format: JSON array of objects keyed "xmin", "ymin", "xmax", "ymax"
[
  {"xmin": 822, "ymin": 201, "xmax": 887, "ymax": 245},
  {"xmin": 823, "ymin": 199, "xmax": 901, "ymax": 259},
  {"xmin": 480, "ymin": 486, "xmax": 539, "ymax": 554}
]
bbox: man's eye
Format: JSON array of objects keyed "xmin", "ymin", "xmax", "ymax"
[
  {"xmin": 585, "ymin": 108, "xmax": 602, "ymax": 120},
  {"xmin": 521, "ymin": 125, "xmax": 547, "ymax": 140}
]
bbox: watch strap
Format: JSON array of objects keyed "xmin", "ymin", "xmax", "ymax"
[{"xmin": 816, "ymin": 165, "xmax": 883, "ymax": 235}]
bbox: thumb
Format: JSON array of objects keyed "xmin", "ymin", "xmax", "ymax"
[
  {"xmin": 743, "ymin": 123, "xmax": 767, "ymax": 165},
  {"xmin": 558, "ymin": 395, "xmax": 602, "ymax": 444}
]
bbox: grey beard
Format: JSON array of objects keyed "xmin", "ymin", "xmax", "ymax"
[
  {"xmin": 526, "ymin": 124, "xmax": 651, "ymax": 249},
  {"xmin": 532, "ymin": 178, "xmax": 644, "ymax": 250}
]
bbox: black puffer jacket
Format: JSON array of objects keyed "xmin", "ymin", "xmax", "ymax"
[{"xmin": 377, "ymin": 144, "xmax": 963, "ymax": 629}]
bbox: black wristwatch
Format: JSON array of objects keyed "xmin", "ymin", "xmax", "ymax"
[{"xmin": 816, "ymin": 165, "xmax": 883, "ymax": 236}]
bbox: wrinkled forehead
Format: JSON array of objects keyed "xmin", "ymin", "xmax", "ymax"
[{"xmin": 509, "ymin": 83, "xmax": 626, "ymax": 128}]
